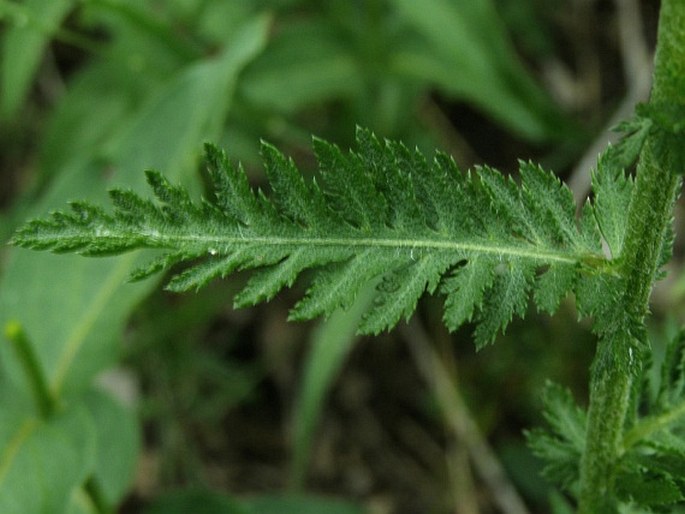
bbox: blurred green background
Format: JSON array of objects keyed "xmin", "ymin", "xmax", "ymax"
[{"xmin": 0, "ymin": 1, "xmax": 670, "ymax": 513}]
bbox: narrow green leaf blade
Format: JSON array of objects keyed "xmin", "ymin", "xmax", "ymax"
[
  {"xmin": 240, "ymin": 21, "xmax": 363, "ymax": 112},
  {"xmin": 0, "ymin": 0, "xmax": 73, "ymax": 119},
  {"xmin": 289, "ymin": 285, "xmax": 375, "ymax": 487},
  {"xmin": 389, "ymin": 0, "xmax": 567, "ymax": 141}
]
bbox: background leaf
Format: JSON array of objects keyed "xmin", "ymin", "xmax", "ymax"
[
  {"xmin": 241, "ymin": 20, "xmax": 363, "ymax": 113},
  {"xmin": 289, "ymin": 284, "xmax": 376, "ymax": 488},
  {"xmin": 388, "ymin": 0, "xmax": 567, "ymax": 141},
  {"xmin": 0, "ymin": 380, "xmax": 96, "ymax": 514},
  {"xmin": 144, "ymin": 489, "xmax": 249, "ymax": 514},
  {"xmin": 0, "ymin": 14, "xmax": 270, "ymax": 397},
  {"xmin": 81, "ymin": 389, "xmax": 140, "ymax": 506},
  {"xmin": 243, "ymin": 494, "xmax": 366, "ymax": 514},
  {"xmin": 0, "ymin": 0, "xmax": 73, "ymax": 120}
]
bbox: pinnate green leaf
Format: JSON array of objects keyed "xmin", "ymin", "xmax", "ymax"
[
  {"xmin": 615, "ymin": 468, "xmax": 683, "ymax": 506},
  {"xmin": 526, "ymin": 382, "xmax": 585, "ymax": 492},
  {"xmin": 13, "ymin": 129, "xmax": 614, "ymax": 345}
]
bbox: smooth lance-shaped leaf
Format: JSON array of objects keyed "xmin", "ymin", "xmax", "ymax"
[
  {"xmin": 0, "ymin": 380, "xmax": 96, "ymax": 514},
  {"xmin": 12, "ymin": 129, "xmax": 614, "ymax": 346},
  {"xmin": 290, "ymin": 284, "xmax": 376, "ymax": 488},
  {"xmin": 240, "ymin": 20, "xmax": 363, "ymax": 112},
  {"xmin": 388, "ymin": 0, "xmax": 568, "ymax": 141},
  {"xmin": 0, "ymin": 0, "xmax": 73, "ymax": 120},
  {"xmin": 80, "ymin": 389, "xmax": 140, "ymax": 506},
  {"xmin": 0, "ymin": 15, "xmax": 270, "ymax": 397}
]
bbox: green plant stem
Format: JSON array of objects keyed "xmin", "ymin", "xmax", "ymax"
[
  {"xmin": 577, "ymin": 1, "xmax": 684, "ymax": 511},
  {"xmin": 3, "ymin": 321, "xmax": 57, "ymax": 419}
]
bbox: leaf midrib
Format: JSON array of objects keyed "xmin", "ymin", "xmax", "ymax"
[{"xmin": 75, "ymin": 229, "xmax": 596, "ymax": 264}]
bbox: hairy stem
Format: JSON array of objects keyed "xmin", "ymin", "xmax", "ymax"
[{"xmin": 578, "ymin": 1, "xmax": 684, "ymax": 511}]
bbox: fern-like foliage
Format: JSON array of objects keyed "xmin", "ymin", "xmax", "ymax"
[
  {"xmin": 529, "ymin": 329, "xmax": 685, "ymax": 508},
  {"xmin": 12, "ymin": 128, "xmax": 625, "ymax": 347}
]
